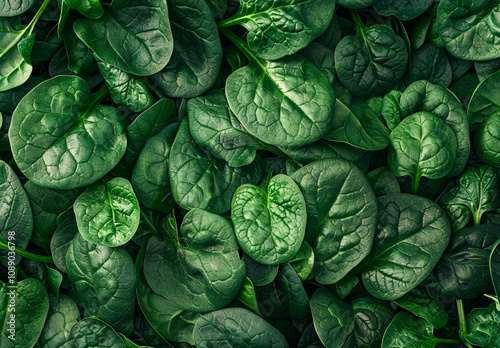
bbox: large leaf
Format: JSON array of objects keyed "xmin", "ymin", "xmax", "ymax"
[
  {"xmin": 65, "ymin": 233, "xmax": 136, "ymax": 334},
  {"xmin": 0, "ymin": 0, "xmax": 38, "ymax": 17},
  {"xmin": 0, "ymin": 160, "xmax": 32, "ymax": 266},
  {"xmin": 232, "ymin": 174, "xmax": 306, "ymax": 265},
  {"xmin": 219, "ymin": 0, "xmax": 335, "ymax": 60},
  {"xmin": 360, "ymin": 193, "xmax": 451, "ymax": 300},
  {"xmin": 150, "ymin": 0, "xmax": 222, "ymax": 98},
  {"xmin": 291, "ymin": 159, "xmax": 377, "ymax": 284},
  {"xmin": 193, "ymin": 308, "xmax": 288, "ymax": 347},
  {"xmin": 144, "ymin": 209, "xmax": 246, "ymax": 313},
  {"xmin": 438, "ymin": 0, "xmax": 500, "ymax": 61},
  {"xmin": 0, "ymin": 278, "xmax": 49, "ymax": 348},
  {"xmin": 10, "ymin": 76, "xmax": 127, "ymax": 189},
  {"xmin": 74, "ymin": 177, "xmax": 140, "ymax": 247},
  {"xmin": 74, "ymin": 0, "xmax": 173, "ymax": 76},
  {"xmin": 169, "ymin": 119, "xmax": 263, "ymax": 214}
]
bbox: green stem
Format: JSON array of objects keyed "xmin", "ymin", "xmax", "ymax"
[
  {"xmin": 457, "ymin": 299, "xmax": 473, "ymax": 348},
  {"xmin": 257, "ymin": 140, "xmax": 291, "ymax": 159},
  {"xmin": 91, "ymin": 86, "xmax": 109, "ymax": 108},
  {"xmin": 473, "ymin": 211, "xmax": 481, "ymax": 226},
  {"xmin": 143, "ymin": 79, "xmax": 167, "ymax": 100},
  {"xmin": 0, "ymin": 237, "xmax": 53, "ymax": 263},
  {"xmin": 435, "ymin": 338, "xmax": 464, "ymax": 345},
  {"xmin": 140, "ymin": 210, "xmax": 158, "ymax": 235},
  {"xmin": 349, "ymin": 10, "xmax": 366, "ymax": 31},
  {"xmin": 411, "ymin": 174, "xmax": 421, "ymax": 195},
  {"xmin": 26, "ymin": 0, "xmax": 52, "ymax": 35},
  {"xmin": 219, "ymin": 27, "xmax": 260, "ymax": 64}
]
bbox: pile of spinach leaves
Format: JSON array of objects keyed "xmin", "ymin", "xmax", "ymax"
[{"xmin": 2, "ymin": 0, "xmax": 500, "ymax": 347}]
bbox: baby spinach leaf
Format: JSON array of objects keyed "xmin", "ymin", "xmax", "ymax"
[
  {"xmin": 71, "ymin": 318, "xmax": 126, "ymax": 348},
  {"xmin": 64, "ymin": 0, "xmax": 103, "ymax": 19},
  {"xmin": 256, "ymin": 263, "xmax": 310, "ymax": 319},
  {"xmin": 475, "ymin": 59, "xmax": 500, "ymax": 81},
  {"xmin": 135, "ymin": 246, "xmax": 200, "ymax": 344},
  {"xmin": 219, "ymin": 0, "xmax": 335, "ymax": 60},
  {"xmin": 74, "ymin": 177, "xmax": 140, "ymax": 247},
  {"xmin": 438, "ymin": 0, "xmax": 500, "ymax": 61},
  {"xmin": 74, "ymin": 0, "xmax": 173, "ymax": 76},
  {"xmin": 0, "ymin": 160, "xmax": 32, "ymax": 266},
  {"xmin": 475, "ymin": 110, "xmax": 500, "ymax": 166},
  {"xmin": 374, "ymin": 0, "xmax": 434, "ymax": 21},
  {"xmin": 169, "ymin": 118, "xmax": 263, "ymax": 214},
  {"xmin": 243, "ymin": 253, "xmax": 278, "ymax": 286},
  {"xmin": 399, "ymin": 80, "xmax": 470, "ymax": 177},
  {"xmin": 193, "ymin": 307, "xmax": 288, "ymax": 347},
  {"xmin": 381, "ymin": 312, "xmax": 458, "ymax": 347},
  {"xmin": 131, "ymin": 123, "xmax": 178, "ymax": 213},
  {"xmin": 1, "ymin": 0, "xmax": 38, "ymax": 17},
  {"xmin": 150, "ymin": 0, "xmax": 222, "ymax": 98},
  {"xmin": 66, "ymin": 232, "xmax": 136, "ymax": 334},
  {"xmin": 236, "ymin": 277, "xmax": 260, "ymax": 314},
  {"xmin": 388, "ymin": 111, "xmax": 457, "ymax": 194},
  {"xmin": 366, "ymin": 167, "xmax": 400, "ymax": 197},
  {"xmin": 232, "ymin": 174, "xmax": 307, "ymax": 265},
  {"xmin": 24, "ymin": 181, "xmax": 82, "ymax": 249},
  {"xmin": 63, "ymin": 25, "xmax": 99, "ymax": 77},
  {"xmin": 144, "ymin": 209, "xmax": 246, "ymax": 313},
  {"xmin": 336, "ymin": 0, "xmax": 376, "ymax": 9},
  {"xmin": 0, "ymin": 278, "xmax": 49, "ymax": 347},
  {"xmin": 335, "ymin": 20, "xmax": 408, "ymax": 97},
  {"xmin": 425, "ymin": 224, "xmax": 500, "ymax": 300},
  {"xmin": 187, "ymin": 90, "xmax": 260, "ymax": 167},
  {"xmin": 438, "ymin": 164, "xmax": 500, "ymax": 226},
  {"xmin": 50, "ymin": 216, "xmax": 78, "ymax": 273},
  {"xmin": 10, "ymin": 76, "xmax": 127, "ymax": 189},
  {"xmin": 394, "ymin": 288, "xmax": 448, "ymax": 329},
  {"xmin": 468, "ymin": 70, "xmax": 500, "ymax": 126},
  {"xmin": 324, "ymin": 97, "xmax": 390, "ymax": 151},
  {"xmin": 96, "ymin": 58, "xmax": 154, "ymax": 113},
  {"xmin": 381, "ymin": 89, "xmax": 402, "ymax": 131},
  {"xmin": 490, "ymin": 239, "xmax": 500, "ymax": 307},
  {"xmin": 465, "ymin": 304, "xmax": 500, "ymax": 347},
  {"xmin": 38, "ymin": 294, "xmax": 80, "ymax": 348},
  {"xmin": 360, "ymin": 193, "xmax": 451, "ymax": 300},
  {"xmin": 291, "ymin": 159, "xmax": 378, "ymax": 284},
  {"xmin": 289, "ymin": 241, "xmax": 314, "ymax": 280},
  {"xmin": 405, "ymin": 44, "xmax": 452, "ymax": 87}
]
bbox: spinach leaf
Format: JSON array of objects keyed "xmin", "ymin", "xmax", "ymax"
[
  {"xmin": 1, "ymin": 0, "xmax": 38, "ymax": 17},
  {"xmin": 38, "ymin": 294, "xmax": 80, "ymax": 348},
  {"xmin": 144, "ymin": 209, "xmax": 246, "ymax": 312},
  {"xmin": 218, "ymin": 0, "xmax": 335, "ymax": 60},
  {"xmin": 405, "ymin": 44, "xmax": 452, "ymax": 87},
  {"xmin": 0, "ymin": 278, "xmax": 49, "ymax": 347},
  {"xmin": 232, "ymin": 174, "xmax": 306, "ymax": 265},
  {"xmin": 374, "ymin": 0, "xmax": 434, "ymax": 21},
  {"xmin": 388, "ymin": 111, "xmax": 457, "ymax": 194},
  {"xmin": 243, "ymin": 253, "xmax": 278, "ymax": 286},
  {"xmin": 150, "ymin": 0, "xmax": 222, "ymax": 98},
  {"xmin": 50, "ymin": 216, "xmax": 78, "ymax": 273},
  {"xmin": 64, "ymin": 0, "xmax": 103, "ymax": 19},
  {"xmin": 291, "ymin": 159, "xmax": 378, "ymax": 284},
  {"xmin": 289, "ymin": 241, "xmax": 314, "ymax": 280},
  {"xmin": 10, "ymin": 76, "xmax": 127, "ymax": 189},
  {"xmin": 490, "ymin": 239, "xmax": 500, "ymax": 308},
  {"xmin": 438, "ymin": 0, "xmax": 500, "ymax": 60},
  {"xmin": 66, "ymin": 232, "xmax": 136, "ymax": 334},
  {"xmin": 468, "ymin": 70, "xmax": 500, "ymax": 126},
  {"xmin": 193, "ymin": 307, "xmax": 288, "ymax": 347},
  {"xmin": 74, "ymin": 177, "xmax": 140, "ymax": 247},
  {"xmin": 360, "ymin": 193, "xmax": 451, "ymax": 300},
  {"xmin": 366, "ymin": 167, "xmax": 400, "ymax": 197},
  {"xmin": 70, "ymin": 318, "xmax": 126, "ymax": 348},
  {"xmin": 465, "ymin": 304, "xmax": 500, "ymax": 347},
  {"xmin": 475, "ymin": 110, "xmax": 500, "ymax": 166},
  {"xmin": 394, "ymin": 288, "xmax": 448, "ymax": 329},
  {"xmin": 74, "ymin": 0, "xmax": 173, "ymax": 76}
]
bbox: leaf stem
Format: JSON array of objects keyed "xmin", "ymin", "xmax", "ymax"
[
  {"xmin": 457, "ymin": 299, "xmax": 473, "ymax": 348},
  {"xmin": 435, "ymin": 338, "xmax": 464, "ymax": 344},
  {"xmin": 0, "ymin": 236, "xmax": 53, "ymax": 263},
  {"xmin": 257, "ymin": 140, "xmax": 291, "ymax": 159},
  {"xmin": 143, "ymin": 78, "xmax": 167, "ymax": 100},
  {"xmin": 411, "ymin": 174, "xmax": 420, "ymax": 195},
  {"xmin": 91, "ymin": 85, "xmax": 109, "ymax": 108},
  {"xmin": 473, "ymin": 211, "xmax": 481, "ymax": 226},
  {"xmin": 219, "ymin": 27, "xmax": 259, "ymax": 65},
  {"xmin": 26, "ymin": 0, "xmax": 53, "ymax": 36},
  {"xmin": 349, "ymin": 10, "xmax": 366, "ymax": 31}
]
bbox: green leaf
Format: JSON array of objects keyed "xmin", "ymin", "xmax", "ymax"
[
  {"xmin": 366, "ymin": 167, "xmax": 400, "ymax": 197},
  {"xmin": 0, "ymin": 278, "xmax": 49, "ymax": 347},
  {"xmin": 150, "ymin": 0, "xmax": 222, "ymax": 98},
  {"xmin": 289, "ymin": 241, "xmax": 315, "ymax": 281},
  {"xmin": 10, "ymin": 76, "xmax": 127, "ymax": 189},
  {"xmin": 360, "ymin": 193, "xmax": 451, "ymax": 300},
  {"xmin": 50, "ymin": 215, "xmax": 78, "ymax": 273},
  {"xmin": 438, "ymin": 0, "xmax": 500, "ymax": 61},
  {"xmin": 45, "ymin": 266, "xmax": 63, "ymax": 297},
  {"xmin": 324, "ymin": 98, "xmax": 390, "ymax": 151},
  {"xmin": 398, "ymin": 80, "xmax": 471, "ymax": 177},
  {"xmin": 0, "ymin": 0, "xmax": 38, "ymax": 17},
  {"xmin": 337, "ymin": 0, "xmax": 376, "ymax": 9},
  {"xmin": 38, "ymin": 294, "xmax": 80, "ymax": 348},
  {"xmin": 135, "ymin": 246, "xmax": 200, "ymax": 345},
  {"xmin": 74, "ymin": 177, "xmax": 140, "ymax": 247},
  {"xmin": 425, "ymin": 224, "xmax": 500, "ymax": 300},
  {"xmin": 405, "ymin": 44, "xmax": 452, "ymax": 87},
  {"xmin": 144, "ymin": 209, "xmax": 246, "ymax": 312},
  {"xmin": 468, "ymin": 70, "xmax": 500, "ymax": 126},
  {"xmin": 169, "ymin": 118, "xmax": 263, "ymax": 214},
  {"xmin": 74, "ymin": 0, "xmax": 173, "ymax": 76},
  {"xmin": 236, "ymin": 277, "xmax": 260, "ymax": 314},
  {"xmin": 374, "ymin": 0, "xmax": 433, "ymax": 20},
  {"xmin": 491, "ymin": 239, "xmax": 500, "ymax": 307},
  {"xmin": 394, "ymin": 288, "xmax": 448, "ymax": 329},
  {"xmin": 291, "ymin": 159, "xmax": 378, "ymax": 284},
  {"xmin": 66, "ymin": 232, "xmax": 136, "ymax": 334},
  {"xmin": 388, "ymin": 111, "xmax": 457, "ymax": 193},
  {"xmin": 335, "ymin": 23, "xmax": 408, "ymax": 97},
  {"xmin": 219, "ymin": 0, "xmax": 335, "ymax": 60},
  {"xmin": 71, "ymin": 318, "xmax": 126, "ymax": 348},
  {"xmin": 243, "ymin": 253, "xmax": 278, "ymax": 286},
  {"xmin": 64, "ymin": 0, "xmax": 103, "ymax": 19},
  {"xmin": 63, "ymin": 25, "xmax": 99, "ymax": 76},
  {"xmin": 438, "ymin": 164, "xmax": 500, "ymax": 226},
  {"xmin": 188, "ymin": 89, "xmax": 260, "ymax": 167},
  {"xmin": 223, "ymin": 34, "xmax": 335, "ymax": 147},
  {"xmin": 475, "ymin": 110, "xmax": 500, "ymax": 166},
  {"xmin": 0, "ymin": 160, "xmax": 33, "ymax": 266},
  {"xmin": 193, "ymin": 307, "xmax": 288, "ymax": 347},
  {"xmin": 232, "ymin": 174, "xmax": 306, "ymax": 265},
  {"xmin": 465, "ymin": 304, "xmax": 500, "ymax": 347},
  {"xmin": 131, "ymin": 123, "xmax": 178, "ymax": 213},
  {"xmin": 96, "ymin": 57, "xmax": 154, "ymax": 113}
]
